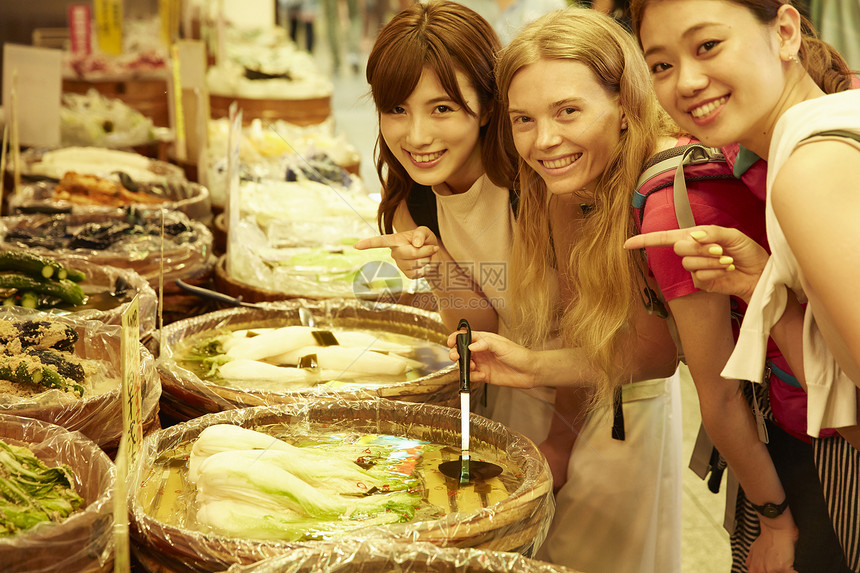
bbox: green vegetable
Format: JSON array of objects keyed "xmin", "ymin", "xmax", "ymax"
[
  {"xmin": 0, "ymin": 439, "xmax": 85, "ymax": 537},
  {"xmin": 0, "ymin": 274, "xmax": 85, "ymax": 306},
  {"xmin": 190, "ymin": 425, "xmax": 421, "ymax": 541},
  {"xmin": 0, "ymin": 251, "xmax": 85, "ymax": 282},
  {"xmin": 19, "ymin": 291, "xmax": 38, "ymax": 309},
  {"xmin": 25, "ymin": 349, "xmax": 86, "ymax": 383},
  {"xmin": 11, "ymin": 320, "xmax": 79, "ymax": 352},
  {"xmin": 0, "ymin": 355, "xmax": 84, "ymax": 397}
]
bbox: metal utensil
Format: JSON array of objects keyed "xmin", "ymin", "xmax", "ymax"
[
  {"xmin": 438, "ymin": 319, "xmax": 503, "ymax": 484},
  {"xmin": 298, "ymin": 305, "xmax": 339, "ymax": 346},
  {"xmin": 174, "ymin": 279, "xmax": 266, "ymax": 309}
]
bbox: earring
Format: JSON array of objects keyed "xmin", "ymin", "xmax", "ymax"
[{"xmin": 786, "ymin": 53, "xmax": 800, "ymax": 64}]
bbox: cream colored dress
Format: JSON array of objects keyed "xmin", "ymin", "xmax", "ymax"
[
  {"xmin": 434, "ymin": 174, "xmax": 556, "ymax": 444},
  {"xmin": 722, "ymin": 89, "xmax": 860, "ymax": 437}
]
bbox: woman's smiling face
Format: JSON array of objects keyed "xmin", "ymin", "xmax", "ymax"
[
  {"xmin": 639, "ymin": 0, "xmax": 786, "ymax": 149},
  {"xmin": 379, "ymin": 67, "xmax": 486, "ymax": 195},
  {"xmin": 507, "ymin": 58, "xmax": 625, "ymax": 197}
]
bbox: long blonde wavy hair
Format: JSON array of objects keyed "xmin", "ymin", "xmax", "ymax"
[{"xmin": 497, "ymin": 8, "xmax": 678, "ymax": 402}]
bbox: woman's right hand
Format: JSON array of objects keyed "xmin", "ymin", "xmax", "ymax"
[
  {"xmin": 624, "ymin": 225, "xmax": 769, "ymax": 303},
  {"xmin": 447, "ymin": 330, "xmax": 538, "ymax": 388},
  {"xmin": 354, "ymin": 226, "xmax": 440, "ymax": 279},
  {"xmin": 746, "ymin": 515, "xmax": 799, "ymax": 573}
]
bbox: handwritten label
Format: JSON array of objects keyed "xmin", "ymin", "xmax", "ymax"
[
  {"xmin": 2, "ymin": 44, "xmax": 61, "ymax": 148},
  {"xmin": 225, "ymin": 102, "xmax": 242, "ymax": 276},
  {"xmin": 120, "ymin": 295, "xmax": 143, "ymax": 467},
  {"xmin": 68, "ymin": 4, "xmax": 92, "ymax": 57},
  {"xmin": 94, "ymin": 0, "xmax": 123, "ymax": 55}
]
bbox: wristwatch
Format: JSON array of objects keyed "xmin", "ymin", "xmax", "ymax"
[{"xmin": 750, "ymin": 498, "xmax": 789, "ymax": 518}]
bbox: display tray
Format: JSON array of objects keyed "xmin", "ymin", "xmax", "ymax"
[
  {"xmin": 128, "ymin": 400, "xmax": 553, "ymax": 572},
  {"xmin": 0, "ymin": 414, "xmax": 115, "ymax": 573},
  {"xmin": 10, "ymin": 178, "xmax": 212, "ymax": 226},
  {"xmin": 0, "ymin": 210, "xmax": 215, "ymax": 293},
  {"xmin": 209, "ymin": 94, "xmax": 331, "ymax": 126},
  {"xmin": 135, "ymin": 540, "xmax": 581, "ymax": 573},
  {"xmin": 156, "ymin": 299, "xmax": 469, "ymax": 421},
  {"xmin": 0, "ymin": 249, "xmax": 158, "ymax": 337},
  {"xmin": 63, "ymin": 77, "xmax": 170, "ymax": 127},
  {"xmin": 0, "ymin": 308, "xmax": 162, "ymax": 453}
]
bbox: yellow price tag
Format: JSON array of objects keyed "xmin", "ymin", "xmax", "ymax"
[{"xmin": 94, "ymin": 0, "xmax": 123, "ymax": 55}]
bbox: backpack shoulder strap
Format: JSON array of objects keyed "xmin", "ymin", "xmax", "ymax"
[{"xmin": 632, "ymin": 143, "xmax": 726, "ymax": 229}]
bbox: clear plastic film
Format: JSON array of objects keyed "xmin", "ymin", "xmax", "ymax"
[
  {"xmin": 155, "ymin": 300, "xmax": 465, "ymax": 421},
  {"xmin": 0, "ymin": 210, "xmax": 215, "ymax": 289},
  {"xmin": 0, "ymin": 413, "xmax": 115, "ymax": 573},
  {"xmin": 9, "ymin": 178, "xmax": 212, "ymax": 226},
  {"xmin": 0, "ymin": 307, "xmax": 161, "ymax": 452},
  {"xmin": 128, "ymin": 399, "xmax": 555, "ymax": 572},
  {"xmin": 0, "ymin": 247, "xmax": 157, "ymax": 337},
  {"xmin": 223, "ymin": 540, "xmax": 582, "ymax": 573}
]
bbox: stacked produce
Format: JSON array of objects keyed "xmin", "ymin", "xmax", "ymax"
[
  {"xmin": 0, "ymin": 438, "xmax": 84, "ymax": 536},
  {"xmin": 60, "ymin": 89, "xmax": 160, "ymax": 148},
  {"xmin": 0, "ymin": 319, "xmax": 92, "ymax": 398},
  {"xmin": 178, "ymin": 324, "xmax": 429, "ymax": 390},
  {"xmin": 0, "ymin": 251, "xmax": 86, "ymax": 310},
  {"xmin": 187, "ymin": 424, "xmax": 421, "ymax": 541}
]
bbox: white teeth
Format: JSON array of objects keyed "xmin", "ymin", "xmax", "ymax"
[
  {"xmin": 691, "ymin": 96, "xmax": 728, "ymax": 118},
  {"xmin": 542, "ymin": 154, "xmax": 580, "ymax": 169},
  {"xmin": 411, "ymin": 151, "xmax": 444, "ymax": 163}
]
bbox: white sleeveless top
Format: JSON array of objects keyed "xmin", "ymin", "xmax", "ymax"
[{"xmin": 722, "ymin": 89, "xmax": 860, "ymax": 437}]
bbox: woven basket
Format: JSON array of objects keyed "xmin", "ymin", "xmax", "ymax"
[
  {"xmin": 136, "ymin": 540, "xmax": 581, "ymax": 573},
  {"xmin": 0, "ymin": 309, "xmax": 162, "ymax": 453},
  {"xmin": 209, "ymin": 95, "xmax": 331, "ymax": 126},
  {"xmin": 129, "ymin": 400, "xmax": 554, "ymax": 572},
  {"xmin": 63, "ymin": 77, "xmax": 170, "ymax": 127},
  {"xmin": 0, "ymin": 414, "xmax": 115, "ymax": 573},
  {"xmin": 156, "ymin": 300, "xmax": 467, "ymax": 421}
]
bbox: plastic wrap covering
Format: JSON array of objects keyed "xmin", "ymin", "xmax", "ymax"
[
  {"xmin": 0, "ymin": 307, "xmax": 162, "ymax": 451},
  {"xmin": 16, "ymin": 146, "xmax": 184, "ymax": 185},
  {"xmin": 0, "ymin": 413, "xmax": 115, "ymax": 573},
  {"xmin": 156, "ymin": 300, "xmax": 469, "ymax": 421},
  {"xmin": 0, "ymin": 248, "xmax": 157, "ymax": 337},
  {"xmin": 10, "ymin": 177, "xmax": 212, "ymax": 226},
  {"xmin": 222, "ymin": 540, "xmax": 581, "ymax": 573},
  {"xmin": 60, "ymin": 89, "xmax": 163, "ymax": 149},
  {"xmin": 204, "ymin": 117, "xmax": 361, "ymax": 209},
  {"xmin": 0, "ymin": 210, "xmax": 215, "ymax": 289},
  {"xmin": 128, "ymin": 400, "xmax": 554, "ymax": 572},
  {"xmin": 223, "ymin": 218, "xmax": 418, "ymax": 300}
]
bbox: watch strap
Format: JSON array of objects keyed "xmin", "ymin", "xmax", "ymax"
[{"xmin": 750, "ymin": 498, "xmax": 789, "ymax": 518}]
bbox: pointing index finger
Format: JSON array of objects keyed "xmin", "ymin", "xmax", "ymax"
[
  {"xmin": 623, "ymin": 229, "xmax": 695, "ymax": 250},
  {"xmin": 354, "ymin": 234, "xmax": 404, "ymax": 250}
]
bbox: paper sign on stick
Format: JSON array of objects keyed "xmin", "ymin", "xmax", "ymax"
[
  {"xmin": 94, "ymin": 0, "xmax": 123, "ymax": 55},
  {"xmin": 68, "ymin": 4, "xmax": 92, "ymax": 57}
]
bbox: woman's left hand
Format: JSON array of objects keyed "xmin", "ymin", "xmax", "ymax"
[{"xmin": 624, "ymin": 225, "xmax": 769, "ymax": 303}]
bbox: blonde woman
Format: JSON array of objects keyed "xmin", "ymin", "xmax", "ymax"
[{"xmin": 450, "ymin": 8, "xmax": 708, "ymax": 571}]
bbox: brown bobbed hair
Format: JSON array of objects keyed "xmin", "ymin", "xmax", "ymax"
[
  {"xmin": 629, "ymin": 0, "xmax": 854, "ymax": 94},
  {"xmin": 366, "ymin": 0, "xmax": 517, "ymax": 234}
]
